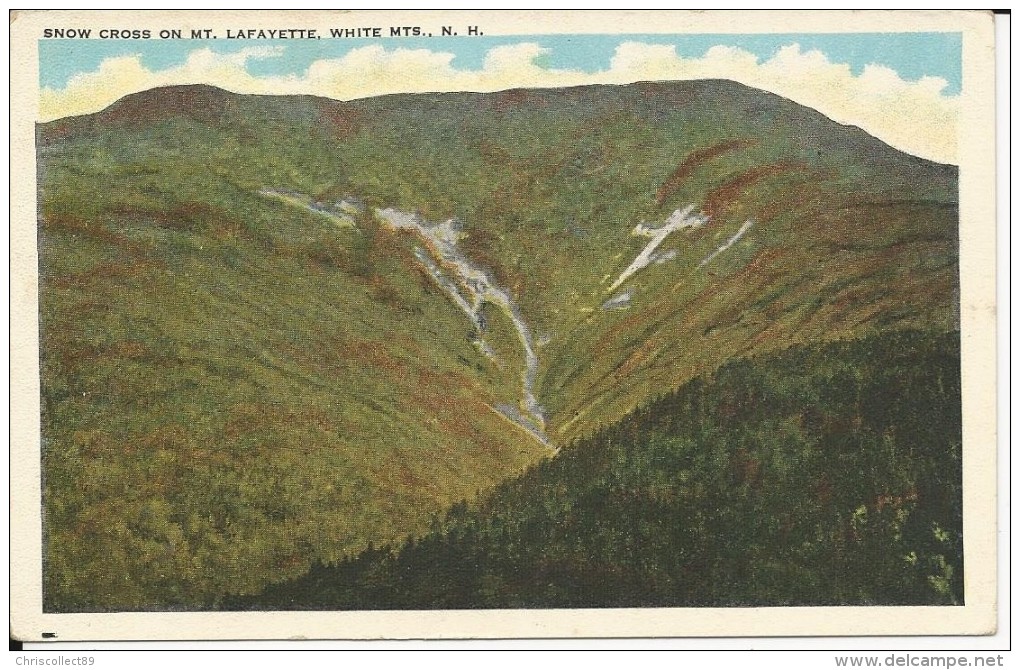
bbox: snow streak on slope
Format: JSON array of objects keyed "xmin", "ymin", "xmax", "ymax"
[
  {"xmin": 602, "ymin": 291, "xmax": 632, "ymax": 310},
  {"xmin": 375, "ymin": 208, "xmax": 552, "ymax": 450},
  {"xmin": 608, "ymin": 205, "xmax": 707, "ymax": 293},
  {"xmin": 260, "ymin": 190, "xmax": 553, "ymax": 449},
  {"xmin": 699, "ymin": 221, "xmax": 754, "ymax": 268},
  {"xmin": 261, "ymin": 189, "xmax": 359, "ymax": 228}
]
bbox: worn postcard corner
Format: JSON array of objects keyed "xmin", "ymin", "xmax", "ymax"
[{"xmin": 10, "ymin": 9, "xmax": 998, "ymax": 642}]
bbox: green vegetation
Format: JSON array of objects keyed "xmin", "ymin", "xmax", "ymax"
[
  {"xmin": 236, "ymin": 331, "xmax": 962, "ymax": 609},
  {"xmin": 39, "ymin": 115, "xmax": 544, "ymax": 610},
  {"xmin": 37, "ymin": 81, "xmax": 959, "ymax": 610}
]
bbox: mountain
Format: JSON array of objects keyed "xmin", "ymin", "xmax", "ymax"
[
  {"xmin": 36, "ymin": 80, "xmax": 959, "ymax": 610},
  {"xmin": 235, "ymin": 330, "xmax": 963, "ymax": 609}
]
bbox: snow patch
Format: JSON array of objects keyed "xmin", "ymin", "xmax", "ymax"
[
  {"xmin": 494, "ymin": 404, "xmax": 555, "ymax": 450},
  {"xmin": 602, "ymin": 291, "xmax": 632, "ymax": 310},
  {"xmin": 608, "ymin": 205, "xmax": 707, "ymax": 292},
  {"xmin": 698, "ymin": 220, "xmax": 754, "ymax": 268},
  {"xmin": 413, "ymin": 248, "xmax": 480, "ymax": 328},
  {"xmin": 375, "ymin": 208, "xmax": 552, "ymax": 450},
  {"xmin": 336, "ymin": 198, "xmax": 364, "ymax": 215},
  {"xmin": 261, "ymin": 188, "xmax": 358, "ymax": 229},
  {"xmin": 262, "ymin": 191, "xmax": 555, "ymax": 451},
  {"xmin": 651, "ymin": 249, "xmax": 678, "ymax": 265}
]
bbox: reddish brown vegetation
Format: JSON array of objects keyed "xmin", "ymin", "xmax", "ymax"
[
  {"xmin": 635, "ymin": 81, "xmax": 701, "ymax": 108},
  {"xmin": 755, "ymin": 173, "xmax": 831, "ymax": 224},
  {"xmin": 656, "ymin": 138, "xmax": 756, "ymax": 205},
  {"xmin": 875, "ymin": 488, "xmax": 919, "ymax": 513},
  {"xmin": 731, "ymin": 447, "xmax": 762, "ymax": 487},
  {"xmin": 45, "ymin": 200, "xmax": 248, "ymax": 246},
  {"xmin": 702, "ymin": 162, "xmax": 803, "ymax": 218},
  {"xmin": 476, "ymin": 140, "xmax": 511, "ymax": 165},
  {"xmin": 491, "ymin": 88, "xmax": 549, "ymax": 113},
  {"xmin": 109, "ymin": 340, "xmax": 149, "ymax": 359},
  {"xmin": 106, "ymin": 201, "xmax": 248, "ymax": 239},
  {"xmin": 51, "ymin": 262, "xmax": 148, "ymax": 290},
  {"xmin": 99, "ymin": 85, "xmax": 232, "ymax": 127},
  {"xmin": 355, "ymin": 340, "xmax": 409, "ymax": 376},
  {"xmin": 315, "ymin": 100, "xmax": 362, "ymax": 140},
  {"xmin": 41, "ymin": 212, "xmax": 145, "ymax": 252}
]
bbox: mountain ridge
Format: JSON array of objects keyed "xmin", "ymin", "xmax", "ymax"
[
  {"xmin": 40, "ymin": 79, "xmax": 958, "ymax": 170},
  {"xmin": 37, "ymin": 78, "xmax": 959, "ymax": 610}
]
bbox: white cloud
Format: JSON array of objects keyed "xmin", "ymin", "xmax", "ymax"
[{"xmin": 39, "ymin": 42, "xmax": 958, "ymax": 164}]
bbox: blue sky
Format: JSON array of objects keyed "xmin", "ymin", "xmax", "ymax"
[
  {"xmin": 37, "ymin": 31, "xmax": 963, "ymax": 163},
  {"xmin": 40, "ymin": 32, "xmax": 962, "ymax": 95}
]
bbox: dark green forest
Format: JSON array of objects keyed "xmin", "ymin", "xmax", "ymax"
[{"xmin": 234, "ymin": 329, "xmax": 962, "ymax": 609}]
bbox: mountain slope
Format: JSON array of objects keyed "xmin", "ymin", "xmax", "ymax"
[
  {"xmin": 37, "ymin": 80, "xmax": 958, "ymax": 610},
  {"xmin": 236, "ymin": 330, "xmax": 963, "ymax": 609}
]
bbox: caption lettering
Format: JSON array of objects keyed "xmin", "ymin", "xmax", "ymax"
[{"xmin": 41, "ymin": 25, "xmax": 485, "ymax": 39}]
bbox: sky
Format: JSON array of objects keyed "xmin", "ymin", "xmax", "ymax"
[{"xmin": 38, "ymin": 33, "xmax": 962, "ymax": 164}]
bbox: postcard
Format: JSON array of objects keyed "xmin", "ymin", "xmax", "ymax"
[{"xmin": 10, "ymin": 9, "xmax": 998, "ymax": 641}]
